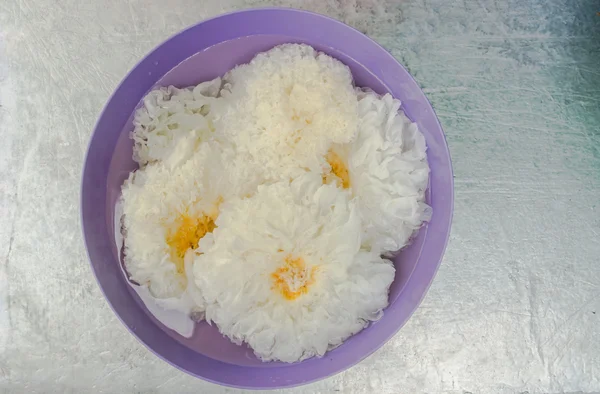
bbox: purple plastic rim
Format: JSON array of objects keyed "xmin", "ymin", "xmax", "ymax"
[{"xmin": 81, "ymin": 8, "xmax": 453, "ymax": 390}]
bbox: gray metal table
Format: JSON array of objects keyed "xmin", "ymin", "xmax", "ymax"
[{"xmin": 1, "ymin": 1, "xmax": 599, "ymax": 392}]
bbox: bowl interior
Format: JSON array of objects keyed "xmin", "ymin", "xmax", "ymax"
[
  {"xmin": 107, "ymin": 34, "xmax": 427, "ymax": 367},
  {"xmin": 83, "ymin": 8, "xmax": 452, "ymax": 389}
]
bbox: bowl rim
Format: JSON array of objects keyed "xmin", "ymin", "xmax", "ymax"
[{"xmin": 81, "ymin": 7, "xmax": 454, "ymax": 390}]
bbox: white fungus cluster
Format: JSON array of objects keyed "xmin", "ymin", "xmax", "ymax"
[{"xmin": 120, "ymin": 44, "xmax": 430, "ymax": 363}]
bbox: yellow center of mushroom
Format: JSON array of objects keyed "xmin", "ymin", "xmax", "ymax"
[
  {"xmin": 167, "ymin": 214, "xmax": 216, "ymax": 275},
  {"xmin": 271, "ymin": 255, "xmax": 317, "ymax": 300},
  {"xmin": 324, "ymin": 150, "xmax": 350, "ymax": 189},
  {"xmin": 166, "ymin": 198, "xmax": 222, "ymax": 277}
]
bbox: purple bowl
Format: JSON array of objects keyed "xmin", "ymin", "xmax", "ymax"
[{"xmin": 81, "ymin": 8, "xmax": 453, "ymax": 389}]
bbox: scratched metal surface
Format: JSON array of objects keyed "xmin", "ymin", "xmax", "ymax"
[{"xmin": 1, "ymin": 0, "xmax": 599, "ymax": 393}]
